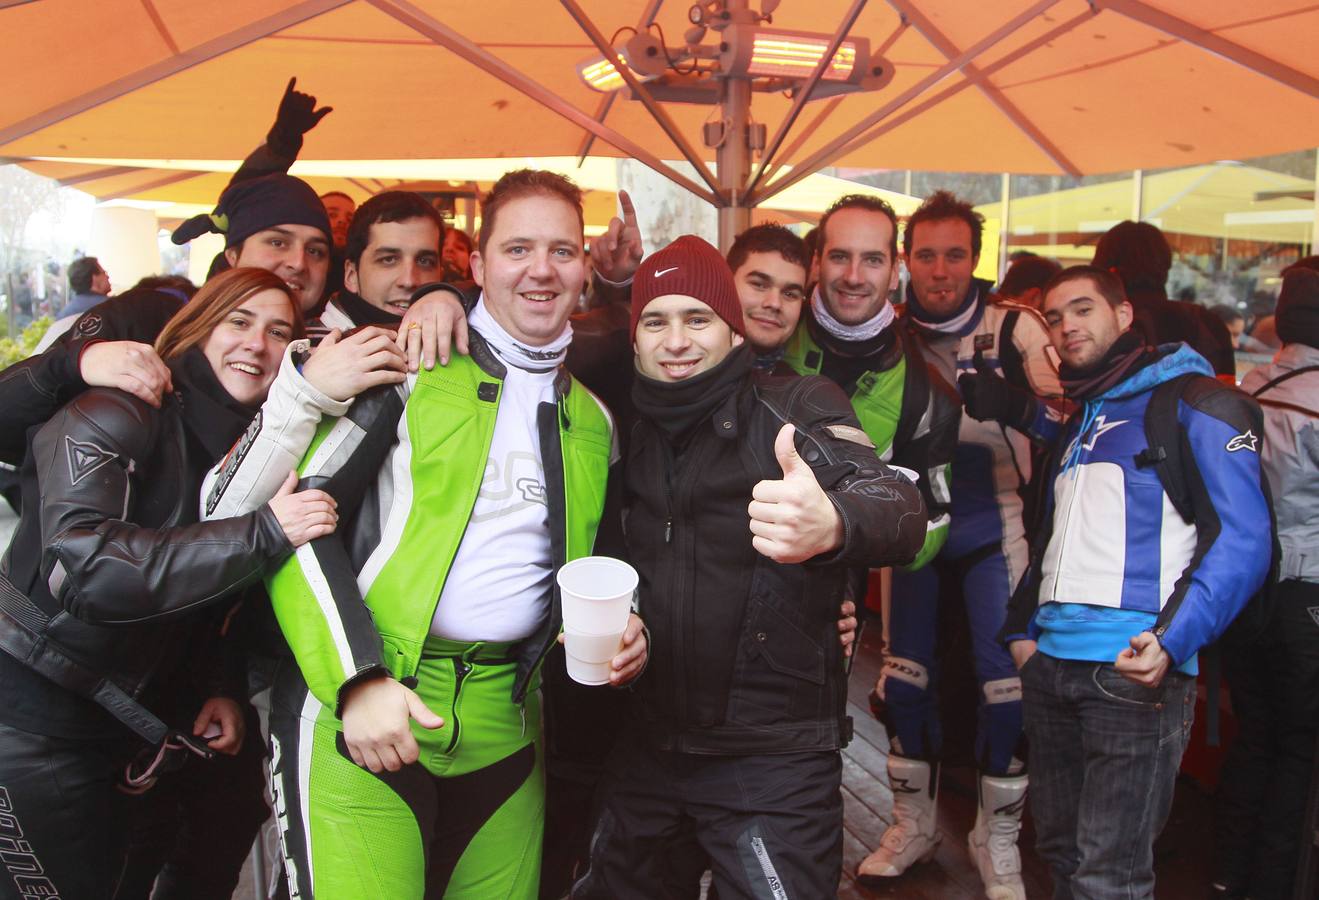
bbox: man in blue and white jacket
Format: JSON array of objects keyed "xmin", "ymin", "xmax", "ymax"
[{"xmin": 999, "ymin": 265, "xmax": 1270, "ymax": 900}]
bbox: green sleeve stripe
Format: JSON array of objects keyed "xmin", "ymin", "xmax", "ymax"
[{"xmin": 268, "ymin": 546, "xmax": 354, "ymax": 708}]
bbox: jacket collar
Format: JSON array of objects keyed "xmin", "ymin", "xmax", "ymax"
[
  {"xmin": 1095, "ymin": 341, "xmax": 1213, "ymax": 401},
  {"xmin": 467, "ymin": 329, "xmax": 574, "ymax": 401},
  {"xmin": 1275, "ymin": 342, "xmax": 1319, "ymax": 370},
  {"xmin": 903, "ymin": 277, "xmax": 993, "ymax": 338}
]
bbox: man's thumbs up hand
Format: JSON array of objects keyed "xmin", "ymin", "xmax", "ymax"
[
  {"xmin": 774, "ymin": 420, "xmax": 811, "ymax": 478},
  {"xmin": 748, "ymin": 424, "xmax": 845, "ymax": 563}
]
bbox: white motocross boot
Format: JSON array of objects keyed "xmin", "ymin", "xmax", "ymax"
[
  {"xmin": 856, "ymin": 755, "xmax": 941, "ymax": 884},
  {"xmin": 968, "ymin": 772, "xmax": 1028, "ymax": 900}
]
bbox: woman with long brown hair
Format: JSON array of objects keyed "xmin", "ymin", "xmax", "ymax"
[{"xmin": 0, "ymin": 267, "xmax": 338, "ymax": 900}]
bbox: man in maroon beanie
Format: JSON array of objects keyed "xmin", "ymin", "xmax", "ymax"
[{"xmin": 574, "ymin": 235, "xmax": 929, "ymax": 899}]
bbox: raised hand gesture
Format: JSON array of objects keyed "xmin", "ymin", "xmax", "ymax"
[
  {"xmin": 590, "ymin": 190, "xmax": 644, "ymax": 283},
  {"xmin": 268, "ymin": 76, "xmax": 332, "ymax": 153},
  {"xmin": 748, "ymin": 424, "xmax": 844, "ymax": 564}
]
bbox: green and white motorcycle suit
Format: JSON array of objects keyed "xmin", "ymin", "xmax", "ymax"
[{"xmin": 264, "ymin": 333, "xmax": 614, "ymax": 899}]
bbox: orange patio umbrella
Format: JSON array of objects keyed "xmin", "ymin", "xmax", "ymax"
[{"xmin": 3, "ymin": 0, "xmax": 1318, "ymax": 243}]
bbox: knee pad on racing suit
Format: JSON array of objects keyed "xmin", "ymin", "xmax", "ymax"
[
  {"xmin": 871, "ymin": 655, "xmax": 938, "ymax": 759},
  {"xmin": 976, "ymin": 675, "xmax": 1024, "ymax": 776}
]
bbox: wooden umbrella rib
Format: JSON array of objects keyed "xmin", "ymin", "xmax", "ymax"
[
  {"xmin": 559, "ymin": 0, "xmax": 721, "ymax": 196},
  {"xmin": 139, "ymin": 0, "xmax": 181, "ymax": 56},
  {"xmin": 832, "ymin": 10, "xmax": 1096, "ymax": 163},
  {"xmin": 1097, "ymin": 0, "xmax": 1319, "ymax": 100},
  {"xmin": 107, "ymin": 168, "xmax": 207, "ymax": 201},
  {"xmin": 576, "ymin": 0, "xmax": 666, "ymax": 165},
  {"xmin": 886, "ymin": 0, "xmax": 1081, "ymax": 176},
  {"xmin": 751, "ymin": 0, "xmax": 1064, "ymax": 205},
  {"xmin": 747, "ymin": 0, "xmax": 870, "ymax": 196},
  {"xmin": 364, "ymin": 0, "xmax": 720, "ymax": 205}
]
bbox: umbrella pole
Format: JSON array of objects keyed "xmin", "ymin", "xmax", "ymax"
[{"xmin": 717, "ymin": 66, "xmax": 753, "ymax": 252}]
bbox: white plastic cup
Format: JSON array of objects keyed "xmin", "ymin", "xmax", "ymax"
[
  {"xmin": 563, "ymin": 630, "xmax": 625, "ymax": 686},
  {"xmin": 557, "ymin": 556, "xmax": 637, "ymax": 686},
  {"xmin": 556, "ymin": 556, "xmax": 637, "ymax": 636}
]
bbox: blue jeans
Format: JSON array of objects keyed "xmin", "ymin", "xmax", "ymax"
[{"xmin": 1020, "ymin": 652, "xmax": 1195, "ymax": 900}]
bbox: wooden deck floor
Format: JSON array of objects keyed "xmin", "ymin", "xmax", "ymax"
[{"xmin": 838, "ymin": 624, "xmax": 1218, "ymax": 899}]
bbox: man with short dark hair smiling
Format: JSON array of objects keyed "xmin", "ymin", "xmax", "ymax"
[
  {"xmin": 725, "ymin": 223, "xmax": 809, "ymax": 370},
  {"xmin": 781, "ymin": 195, "xmax": 960, "ymax": 576},
  {"xmin": 263, "ymin": 170, "xmax": 645, "ymax": 899},
  {"xmin": 864, "ymin": 191, "xmax": 1062, "ymax": 896},
  {"xmin": 575, "ymin": 235, "xmax": 927, "ymax": 900},
  {"xmin": 998, "ymin": 264, "xmax": 1270, "ymax": 899}
]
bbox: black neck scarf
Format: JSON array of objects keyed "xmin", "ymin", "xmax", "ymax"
[
  {"xmin": 631, "ymin": 344, "xmax": 753, "ymax": 443},
  {"xmin": 333, "ymin": 289, "xmax": 403, "ymax": 328},
  {"xmin": 171, "ymin": 347, "xmax": 263, "ymax": 462},
  {"xmin": 1059, "ymin": 330, "xmax": 1153, "ymax": 401}
]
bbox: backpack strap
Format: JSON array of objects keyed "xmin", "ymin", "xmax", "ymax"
[
  {"xmin": 1134, "ymin": 373, "xmax": 1198, "ymax": 523},
  {"xmin": 1248, "ymin": 363, "xmax": 1319, "ymax": 398},
  {"xmin": 1250, "ymin": 364, "xmax": 1319, "ymax": 418},
  {"xmin": 996, "ymin": 309, "xmax": 1028, "ymax": 390},
  {"xmin": 894, "ymin": 330, "xmax": 929, "ymax": 453}
]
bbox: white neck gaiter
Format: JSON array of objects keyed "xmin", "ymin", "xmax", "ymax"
[
  {"xmin": 908, "ymin": 287, "xmax": 981, "ymax": 334},
  {"xmin": 469, "ymin": 295, "xmax": 573, "ymax": 371},
  {"xmin": 810, "ymin": 285, "xmax": 894, "ymax": 342}
]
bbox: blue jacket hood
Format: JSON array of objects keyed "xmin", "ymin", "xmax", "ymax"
[
  {"xmin": 1095, "ymin": 341, "xmax": 1214, "ymax": 402},
  {"xmin": 1060, "ymin": 342, "xmax": 1212, "ymax": 475}
]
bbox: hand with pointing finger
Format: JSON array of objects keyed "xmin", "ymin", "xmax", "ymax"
[
  {"xmin": 748, "ymin": 424, "xmax": 844, "ymax": 564},
  {"xmin": 591, "ymin": 190, "xmax": 644, "ymax": 283}
]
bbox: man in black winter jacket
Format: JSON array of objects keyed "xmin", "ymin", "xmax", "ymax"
[
  {"xmin": 574, "ymin": 236, "xmax": 928, "ymax": 899},
  {"xmin": 1092, "ymin": 220, "xmax": 1235, "ymax": 379}
]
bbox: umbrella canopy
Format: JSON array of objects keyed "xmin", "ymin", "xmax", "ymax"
[
  {"xmin": 4, "ymin": 0, "xmax": 1319, "ymax": 197},
  {"xmin": 978, "ymin": 162, "xmax": 1318, "ymax": 249}
]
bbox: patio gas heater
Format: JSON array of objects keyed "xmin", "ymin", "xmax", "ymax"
[{"xmin": 573, "ymin": 0, "xmax": 892, "ymax": 248}]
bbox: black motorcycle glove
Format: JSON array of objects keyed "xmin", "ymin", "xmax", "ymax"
[
  {"xmin": 957, "ymin": 371, "xmax": 1041, "ymax": 432},
  {"xmin": 266, "ymin": 77, "xmax": 333, "ymax": 158}
]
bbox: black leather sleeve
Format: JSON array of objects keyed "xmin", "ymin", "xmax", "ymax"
[
  {"xmin": 768, "ymin": 375, "xmax": 929, "ymax": 568},
  {"xmin": 0, "ymin": 290, "xmax": 184, "ymax": 465},
  {"xmin": 229, "ymin": 141, "xmax": 297, "ymax": 187},
  {"xmin": 0, "ymin": 346, "xmax": 83, "ymax": 465},
  {"xmin": 33, "ymin": 389, "xmax": 292, "ymax": 626}
]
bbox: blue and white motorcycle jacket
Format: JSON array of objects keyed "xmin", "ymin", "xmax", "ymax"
[{"xmin": 1002, "ymin": 343, "xmax": 1270, "ymax": 667}]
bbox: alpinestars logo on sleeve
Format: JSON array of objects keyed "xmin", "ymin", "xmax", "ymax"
[
  {"xmin": 1225, "ymin": 430, "xmax": 1258, "ymax": 452},
  {"xmin": 65, "ymin": 436, "xmax": 118, "ymax": 485}
]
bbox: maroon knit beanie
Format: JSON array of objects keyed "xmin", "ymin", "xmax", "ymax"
[
  {"xmin": 630, "ymin": 235, "xmax": 745, "ymax": 337},
  {"xmin": 1277, "ymin": 267, "xmax": 1319, "ymax": 349}
]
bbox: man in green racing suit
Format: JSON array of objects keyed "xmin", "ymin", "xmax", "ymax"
[{"xmin": 263, "ymin": 170, "xmax": 647, "ymax": 899}]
